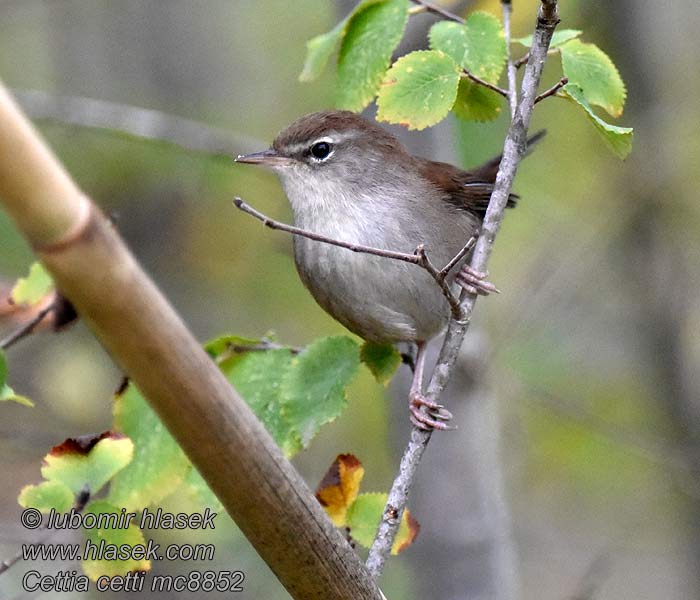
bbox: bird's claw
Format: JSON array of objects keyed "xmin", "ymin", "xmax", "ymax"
[
  {"xmin": 455, "ymin": 265, "xmax": 500, "ymax": 296},
  {"xmin": 409, "ymin": 393, "xmax": 455, "ymax": 431}
]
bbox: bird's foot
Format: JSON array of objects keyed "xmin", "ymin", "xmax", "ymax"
[
  {"xmin": 409, "ymin": 393, "xmax": 454, "ymax": 431},
  {"xmin": 455, "ymin": 265, "xmax": 500, "ymax": 296}
]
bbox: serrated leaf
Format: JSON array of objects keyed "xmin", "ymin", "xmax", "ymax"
[
  {"xmin": 299, "ymin": 0, "xmax": 385, "ymax": 82},
  {"xmin": 336, "ymin": 0, "xmax": 410, "ymax": 111},
  {"xmin": 300, "ymin": 20, "xmax": 347, "ymax": 82},
  {"xmin": 462, "ymin": 11, "xmax": 506, "ymax": 83},
  {"xmin": 11, "ymin": 262, "xmax": 54, "ymax": 305},
  {"xmin": 109, "ymin": 385, "xmax": 189, "ymax": 510},
  {"xmin": 561, "ymin": 85, "xmax": 633, "ymax": 159},
  {"xmin": 221, "ymin": 348, "xmax": 300, "ymax": 456},
  {"xmin": 428, "ymin": 21, "xmax": 467, "ymax": 64},
  {"xmin": 1, "ymin": 384, "xmax": 35, "ymax": 407},
  {"xmin": 81, "ymin": 500, "xmax": 151, "ymax": 580},
  {"xmin": 453, "ymin": 78, "xmax": 503, "ymax": 122},
  {"xmin": 429, "ymin": 13, "xmax": 506, "ymax": 84},
  {"xmin": 346, "ymin": 492, "xmax": 419, "ymax": 554},
  {"xmin": 516, "ymin": 29, "xmax": 582, "ymax": 48},
  {"xmin": 559, "ymin": 39, "xmax": 626, "ymax": 118},
  {"xmin": 18, "ymin": 480, "xmax": 74, "ymax": 513},
  {"xmin": 42, "ymin": 433, "xmax": 133, "ymax": 496},
  {"xmin": 280, "ymin": 336, "xmax": 360, "ymax": 448},
  {"xmin": 315, "ymin": 454, "xmax": 365, "ymax": 526},
  {"xmin": 360, "ymin": 342, "xmax": 401, "ymax": 385},
  {"xmin": 377, "ymin": 50, "xmax": 461, "ymax": 130}
]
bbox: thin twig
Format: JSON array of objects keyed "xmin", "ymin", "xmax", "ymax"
[
  {"xmin": 414, "ymin": 245, "xmax": 464, "ymax": 319},
  {"xmin": 438, "ymin": 237, "xmax": 476, "ymax": 280},
  {"xmin": 409, "ymin": 0, "xmax": 465, "ymax": 24},
  {"xmin": 365, "ymin": 0, "xmax": 561, "ymax": 578},
  {"xmin": 502, "ymin": 0, "xmax": 518, "ymax": 118},
  {"xmin": 233, "ymin": 198, "xmax": 465, "ymax": 318},
  {"xmin": 224, "ymin": 338, "xmax": 304, "ymax": 356},
  {"xmin": 0, "ymin": 303, "xmax": 53, "ymax": 350},
  {"xmin": 535, "ymin": 77, "xmax": 569, "ymax": 103},
  {"xmin": 461, "ymin": 70, "xmax": 508, "ymax": 98},
  {"xmin": 515, "ymin": 52, "xmax": 530, "ymax": 69}
]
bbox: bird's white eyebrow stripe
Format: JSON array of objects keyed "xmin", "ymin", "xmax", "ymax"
[{"xmin": 284, "ymin": 131, "xmax": 357, "ymax": 154}]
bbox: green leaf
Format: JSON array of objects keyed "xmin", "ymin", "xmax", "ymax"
[
  {"xmin": 300, "ymin": 20, "xmax": 347, "ymax": 82},
  {"xmin": 299, "ymin": 0, "xmax": 386, "ymax": 82},
  {"xmin": 11, "ymin": 262, "xmax": 54, "ymax": 305},
  {"xmin": 42, "ymin": 433, "xmax": 134, "ymax": 496},
  {"xmin": 204, "ymin": 333, "xmax": 263, "ymax": 358},
  {"xmin": 109, "ymin": 385, "xmax": 190, "ymax": 510},
  {"xmin": 429, "ymin": 13, "xmax": 506, "ymax": 82},
  {"xmin": 516, "ymin": 29, "xmax": 582, "ymax": 48},
  {"xmin": 360, "ymin": 342, "xmax": 401, "ymax": 385},
  {"xmin": 18, "ymin": 480, "xmax": 74, "ymax": 513},
  {"xmin": 81, "ymin": 500, "xmax": 151, "ymax": 580},
  {"xmin": 1, "ymin": 384, "xmax": 35, "ymax": 407},
  {"xmin": 452, "ymin": 78, "xmax": 502, "ymax": 122},
  {"xmin": 377, "ymin": 50, "xmax": 461, "ymax": 130},
  {"xmin": 336, "ymin": 0, "xmax": 410, "ymax": 111},
  {"xmin": 559, "ymin": 39, "xmax": 626, "ymax": 118},
  {"xmin": 346, "ymin": 492, "xmax": 419, "ymax": 554},
  {"xmin": 0, "ymin": 351, "xmax": 34, "ymax": 407},
  {"xmin": 221, "ymin": 348, "xmax": 299, "ymax": 455},
  {"xmin": 462, "ymin": 11, "xmax": 506, "ymax": 83},
  {"xmin": 428, "ymin": 21, "xmax": 468, "ymax": 64},
  {"xmin": 0, "ymin": 350, "xmax": 6, "ymax": 387},
  {"xmin": 280, "ymin": 336, "xmax": 360, "ymax": 448},
  {"xmin": 219, "ymin": 336, "xmax": 360, "ymax": 456},
  {"xmin": 561, "ymin": 85, "xmax": 634, "ymax": 159}
]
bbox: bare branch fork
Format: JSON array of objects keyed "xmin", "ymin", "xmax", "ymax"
[
  {"xmin": 365, "ymin": 0, "xmax": 561, "ymax": 578},
  {"xmin": 233, "ymin": 197, "xmax": 475, "ymax": 319}
]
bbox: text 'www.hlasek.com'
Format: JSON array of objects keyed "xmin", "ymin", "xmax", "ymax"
[{"xmin": 18, "ymin": 506, "xmax": 245, "ymax": 593}]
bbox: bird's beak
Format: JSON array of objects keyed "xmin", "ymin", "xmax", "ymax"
[{"xmin": 234, "ymin": 149, "xmax": 291, "ymax": 167}]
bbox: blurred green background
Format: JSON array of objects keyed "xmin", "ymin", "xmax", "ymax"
[{"xmin": 1, "ymin": 1, "xmax": 699, "ymax": 599}]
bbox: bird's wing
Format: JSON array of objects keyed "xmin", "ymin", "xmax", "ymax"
[{"xmin": 416, "ymin": 130, "xmax": 546, "ymax": 219}]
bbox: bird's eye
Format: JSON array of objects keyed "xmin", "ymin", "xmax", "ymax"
[{"xmin": 310, "ymin": 141, "xmax": 333, "ymax": 161}]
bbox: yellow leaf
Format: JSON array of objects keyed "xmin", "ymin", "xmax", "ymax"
[{"xmin": 315, "ymin": 454, "xmax": 365, "ymax": 526}]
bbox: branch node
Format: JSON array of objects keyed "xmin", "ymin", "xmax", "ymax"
[{"xmin": 534, "ymin": 77, "xmax": 568, "ymax": 103}]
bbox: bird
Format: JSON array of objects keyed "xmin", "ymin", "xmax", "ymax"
[{"xmin": 236, "ymin": 110, "xmax": 542, "ymax": 430}]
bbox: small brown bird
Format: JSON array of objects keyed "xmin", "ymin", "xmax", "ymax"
[{"xmin": 236, "ymin": 111, "xmax": 542, "ymax": 430}]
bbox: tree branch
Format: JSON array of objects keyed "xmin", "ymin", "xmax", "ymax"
[
  {"xmin": 365, "ymin": 0, "xmax": 561, "ymax": 578},
  {"xmin": 0, "ymin": 83, "xmax": 383, "ymax": 600},
  {"xmin": 502, "ymin": 0, "xmax": 518, "ymax": 118}
]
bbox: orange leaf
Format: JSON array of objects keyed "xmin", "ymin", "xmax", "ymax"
[
  {"xmin": 315, "ymin": 454, "xmax": 365, "ymax": 526},
  {"xmin": 392, "ymin": 508, "xmax": 420, "ymax": 554}
]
